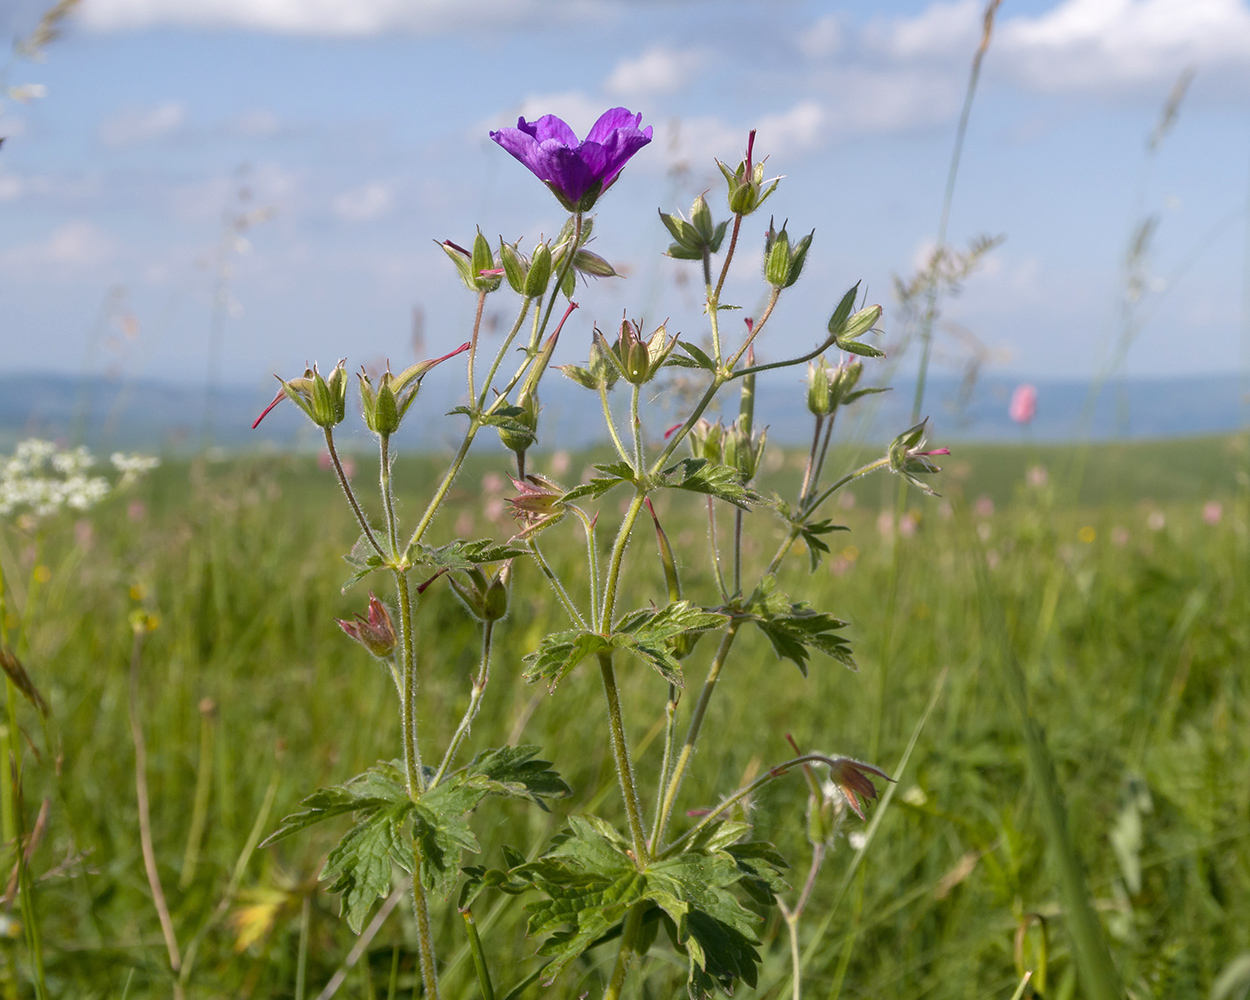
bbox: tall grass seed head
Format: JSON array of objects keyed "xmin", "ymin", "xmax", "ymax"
[{"xmin": 336, "ymin": 593, "xmax": 398, "ymax": 658}]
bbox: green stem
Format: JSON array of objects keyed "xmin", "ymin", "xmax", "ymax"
[
  {"xmin": 803, "ymin": 458, "xmax": 890, "ymax": 519},
  {"xmin": 571, "ymin": 507, "xmax": 601, "ymax": 632},
  {"xmin": 600, "ymin": 494, "xmax": 645, "ymax": 627},
  {"xmin": 602, "ymin": 902, "xmax": 648, "ymax": 1000},
  {"xmin": 431, "ymin": 621, "xmax": 494, "ymax": 788},
  {"xmin": 405, "ymin": 425, "xmax": 477, "ymax": 553},
  {"xmin": 797, "ymin": 415, "xmax": 824, "ymax": 509},
  {"xmin": 295, "ymin": 895, "xmax": 311, "ymax": 1000},
  {"xmin": 597, "ymin": 654, "xmax": 649, "ymax": 866},
  {"xmin": 466, "ymin": 289, "xmax": 487, "ymax": 407},
  {"xmin": 707, "ymin": 497, "xmax": 730, "ymax": 602},
  {"xmin": 712, "ymin": 214, "xmax": 743, "ymax": 304},
  {"xmin": 476, "ymin": 297, "xmax": 534, "ymax": 412},
  {"xmin": 599, "ymin": 384, "xmax": 632, "ymax": 466},
  {"xmin": 652, "ymin": 622, "xmax": 740, "ymax": 848},
  {"xmin": 648, "ymin": 374, "xmax": 726, "ymax": 475},
  {"xmin": 462, "ymin": 909, "xmax": 495, "ymax": 1000},
  {"xmin": 732, "ymin": 508, "xmax": 743, "ymax": 598},
  {"xmin": 536, "ymin": 213, "xmax": 582, "ymax": 348},
  {"xmin": 325, "ymin": 428, "xmax": 385, "ymax": 560},
  {"xmin": 528, "ymin": 541, "xmax": 588, "ymax": 629},
  {"xmin": 663, "ymin": 753, "xmax": 845, "ymax": 857},
  {"xmin": 629, "ymin": 383, "xmax": 644, "ymax": 473},
  {"xmin": 379, "ymin": 435, "xmax": 400, "ymax": 558},
  {"xmin": 410, "ymin": 870, "xmax": 441, "ymax": 1000},
  {"xmin": 726, "ymin": 286, "xmax": 780, "ymax": 371},
  {"xmin": 393, "ymin": 571, "xmax": 424, "ymax": 797}
]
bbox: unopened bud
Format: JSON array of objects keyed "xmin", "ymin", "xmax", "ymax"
[{"xmin": 336, "ymin": 593, "xmax": 398, "ymax": 658}]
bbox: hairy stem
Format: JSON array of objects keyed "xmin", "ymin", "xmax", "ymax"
[
  {"xmin": 598, "ymin": 653, "xmax": 650, "ymax": 866},
  {"xmin": 393, "ymin": 571, "xmax": 424, "ymax": 796},
  {"xmin": 476, "ymin": 297, "xmax": 534, "ymax": 412},
  {"xmin": 379, "ymin": 435, "xmax": 400, "ymax": 558},
  {"xmin": 600, "ymin": 384, "xmax": 632, "ymax": 466},
  {"xmin": 603, "ymin": 902, "xmax": 648, "ymax": 1000},
  {"xmin": 652, "ymin": 622, "xmax": 740, "ymax": 847},
  {"xmin": 529, "ymin": 541, "xmax": 588, "ymax": 629},
  {"xmin": 432, "ymin": 621, "xmax": 494, "ymax": 787},
  {"xmin": 466, "ymin": 289, "xmax": 487, "ymax": 406},
  {"xmin": 324, "ymin": 428, "xmax": 385, "ymax": 560}
]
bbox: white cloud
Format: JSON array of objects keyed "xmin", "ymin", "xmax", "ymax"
[
  {"xmin": 1, "ymin": 221, "xmax": 117, "ymax": 270},
  {"xmin": 606, "ymin": 45, "xmax": 703, "ymax": 98},
  {"xmin": 0, "ymin": 173, "xmax": 21, "ymax": 201},
  {"xmin": 80, "ymin": 0, "xmax": 607, "ymax": 35},
  {"xmin": 99, "ymin": 101, "xmax": 186, "ymax": 147},
  {"xmin": 997, "ymin": 0, "xmax": 1250, "ymax": 91},
  {"xmin": 797, "ymin": 14, "xmax": 845, "ymax": 59},
  {"xmin": 333, "ymin": 180, "xmax": 394, "ymax": 221}
]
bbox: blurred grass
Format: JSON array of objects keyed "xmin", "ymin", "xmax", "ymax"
[{"xmin": 0, "ymin": 433, "xmax": 1246, "ymax": 998}]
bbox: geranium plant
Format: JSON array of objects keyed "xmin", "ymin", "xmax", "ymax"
[{"xmin": 257, "ymin": 107, "xmax": 943, "ymax": 1000}]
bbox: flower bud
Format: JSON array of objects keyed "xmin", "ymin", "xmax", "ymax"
[
  {"xmin": 499, "ymin": 239, "xmax": 528, "ymax": 295},
  {"xmin": 807, "ymin": 358, "xmax": 833, "ymax": 416},
  {"xmin": 828, "ymin": 361, "xmax": 863, "ymax": 410},
  {"xmin": 525, "ymin": 241, "xmax": 553, "ymax": 298},
  {"xmin": 888, "ymin": 419, "xmax": 950, "ymax": 496},
  {"xmin": 612, "ymin": 319, "xmax": 676, "ymax": 386},
  {"xmin": 723, "ymin": 420, "xmax": 766, "ymax": 483},
  {"xmin": 689, "ymin": 419, "xmax": 724, "ymax": 465},
  {"xmin": 449, "ymin": 565, "xmax": 510, "ymax": 622},
  {"xmin": 357, "ymin": 343, "xmax": 471, "ymax": 439},
  {"xmin": 336, "ymin": 593, "xmax": 398, "ymax": 658},
  {"xmin": 659, "ymin": 195, "xmax": 728, "ymax": 261},
  {"xmin": 496, "ymin": 388, "xmax": 539, "ymax": 457},
  {"xmin": 254, "ymin": 360, "xmax": 349, "ymax": 430},
  {"xmin": 441, "ymin": 230, "xmax": 503, "ymax": 293},
  {"xmin": 764, "ymin": 217, "xmax": 814, "ymax": 290},
  {"xmin": 717, "ymin": 130, "xmax": 780, "ymax": 217}
]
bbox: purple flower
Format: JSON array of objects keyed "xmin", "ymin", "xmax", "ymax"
[{"xmin": 490, "ymin": 107, "xmax": 652, "ymax": 212}]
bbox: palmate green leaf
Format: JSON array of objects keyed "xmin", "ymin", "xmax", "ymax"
[
  {"xmin": 262, "ymin": 760, "xmax": 409, "ymax": 846},
  {"xmin": 522, "ymin": 629, "xmax": 614, "ymax": 690},
  {"xmin": 342, "ymin": 531, "xmax": 388, "ymax": 590},
  {"xmin": 463, "ymin": 745, "xmax": 573, "ymax": 808},
  {"xmin": 659, "ymin": 458, "xmax": 765, "ymax": 510},
  {"xmin": 615, "ymin": 601, "xmax": 731, "ymax": 686},
  {"xmin": 405, "ymin": 537, "xmax": 527, "ymax": 572},
  {"xmin": 519, "ymin": 818, "xmax": 773, "ymax": 994},
  {"xmin": 322, "ymin": 801, "xmax": 416, "ymax": 933},
  {"xmin": 797, "ymin": 518, "xmax": 850, "ymax": 572},
  {"xmin": 744, "ymin": 576, "xmax": 856, "ymax": 675},
  {"xmin": 414, "ymin": 780, "xmax": 482, "ymax": 901},
  {"xmin": 558, "ymin": 463, "xmax": 637, "ymax": 504}
]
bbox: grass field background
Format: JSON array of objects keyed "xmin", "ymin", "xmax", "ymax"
[{"xmin": 1, "ymin": 432, "xmax": 1246, "ymax": 998}]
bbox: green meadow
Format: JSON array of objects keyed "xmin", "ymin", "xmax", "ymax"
[{"xmin": 1, "ymin": 434, "xmax": 1246, "ymax": 998}]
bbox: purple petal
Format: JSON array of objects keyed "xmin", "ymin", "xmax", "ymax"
[
  {"xmin": 519, "ymin": 114, "xmax": 579, "ymax": 146},
  {"xmin": 595, "ymin": 126, "xmax": 654, "ymax": 189},
  {"xmin": 530, "ymin": 141, "xmax": 599, "ymax": 204},
  {"xmin": 585, "ymin": 107, "xmax": 643, "ymax": 144},
  {"xmin": 490, "ymin": 126, "xmax": 543, "ymax": 177}
]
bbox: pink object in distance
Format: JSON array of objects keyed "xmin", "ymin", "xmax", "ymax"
[{"xmin": 1009, "ymin": 383, "xmax": 1037, "ymax": 424}]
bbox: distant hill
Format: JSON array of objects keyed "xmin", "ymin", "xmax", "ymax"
[{"xmin": 1, "ymin": 369, "xmax": 1245, "ymax": 454}]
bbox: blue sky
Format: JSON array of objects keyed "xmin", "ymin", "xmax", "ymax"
[{"xmin": 2, "ymin": 0, "xmax": 1250, "ymax": 392}]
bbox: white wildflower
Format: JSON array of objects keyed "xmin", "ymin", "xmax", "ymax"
[{"xmin": 0, "ymin": 439, "xmax": 157, "ymax": 519}]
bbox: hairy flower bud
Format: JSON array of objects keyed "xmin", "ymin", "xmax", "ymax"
[
  {"xmin": 336, "ymin": 593, "xmax": 398, "ymax": 658},
  {"xmin": 689, "ymin": 418, "xmax": 724, "ymax": 465},
  {"xmin": 724, "ymin": 421, "xmax": 767, "ymax": 483},
  {"xmin": 253, "ymin": 360, "xmax": 349, "ymax": 430},
  {"xmin": 449, "ymin": 565, "xmax": 510, "ymax": 622},
  {"xmin": 659, "ymin": 194, "xmax": 729, "ymax": 261},
  {"xmin": 357, "ymin": 344, "xmax": 470, "ymax": 439},
  {"xmin": 806, "ymin": 358, "xmax": 834, "ymax": 416},
  {"xmin": 763, "ymin": 217, "xmax": 814, "ymax": 290},
  {"xmin": 525, "ymin": 241, "xmax": 553, "ymax": 297},
  {"xmin": 441, "ymin": 230, "xmax": 503, "ymax": 293},
  {"xmin": 888, "ymin": 419, "xmax": 950, "ymax": 496},
  {"xmin": 717, "ymin": 130, "xmax": 780, "ymax": 217}
]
